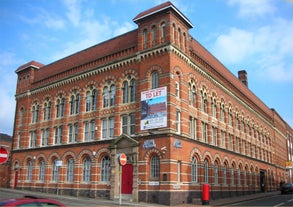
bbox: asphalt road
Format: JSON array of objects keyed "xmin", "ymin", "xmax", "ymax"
[{"xmin": 229, "ymin": 194, "xmax": 293, "ymax": 207}]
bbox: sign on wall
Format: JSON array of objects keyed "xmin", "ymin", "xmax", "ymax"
[{"xmin": 140, "ymin": 86, "xmax": 167, "ymax": 130}]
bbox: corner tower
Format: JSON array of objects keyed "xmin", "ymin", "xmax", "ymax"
[{"xmin": 133, "ymin": 1, "xmax": 193, "ymax": 52}]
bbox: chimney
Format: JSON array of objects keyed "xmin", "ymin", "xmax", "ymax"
[{"xmin": 238, "ymin": 70, "xmax": 248, "ymax": 87}]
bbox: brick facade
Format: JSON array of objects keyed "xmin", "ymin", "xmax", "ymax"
[{"xmin": 10, "ymin": 2, "xmax": 292, "ymax": 205}]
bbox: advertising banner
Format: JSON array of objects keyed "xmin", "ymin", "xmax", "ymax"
[{"xmin": 141, "ymin": 86, "xmax": 167, "ymax": 130}]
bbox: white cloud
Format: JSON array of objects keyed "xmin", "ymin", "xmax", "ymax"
[
  {"xmin": 227, "ymin": 0, "xmax": 275, "ymax": 18},
  {"xmin": 212, "ymin": 18, "xmax": 293, "ymax": 82},
  {"xmin": 0, "ymin": 52, "xmax": 17, "ymax": 135},
  {"xmin": 62, "ymin": 0, "xmax": 83, "ymax": 27}
]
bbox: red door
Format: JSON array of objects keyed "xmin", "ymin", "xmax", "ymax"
[
  {"xmin": 14, "ymin": 170, "xmax": 18, "ymax": 189},
  {"xmin": 121, "ymin": 164, "xmax": 133, "ymax": 194}
]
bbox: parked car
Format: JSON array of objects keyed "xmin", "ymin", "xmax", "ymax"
[
  {"xmin": 280, "ymin": 183, "xmax": 293, "ymax": 194},
  {"xmin": 0, "ymin": 195, "xmax": 66, "ymax": 206}
]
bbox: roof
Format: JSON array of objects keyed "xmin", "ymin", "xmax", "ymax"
[
  {"xmin": 15, "ymin": 61, "xmax": 44, "ymax": 73},
  {"xmin": 33, "ymin": 30, "xmax": 138, "ymax": 82},
  {"xmin": 133, "ymin": 1, "xmax": 193, "ymax": 28}
]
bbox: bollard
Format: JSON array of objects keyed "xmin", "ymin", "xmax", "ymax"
[{"xmin": 202, "ymin": 184, "xmax": 210, "ymax": 205}]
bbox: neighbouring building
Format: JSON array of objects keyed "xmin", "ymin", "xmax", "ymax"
[
  {"xmin": 10, "ymin": 2, "xmax": 292, "ymax": 205},
  {"xmin": 0, "ymin": 133, "xmax": 12, "ymax": 188}
]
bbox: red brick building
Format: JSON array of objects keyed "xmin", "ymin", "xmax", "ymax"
[{"xmin": 10, "ymin": 2, "xmax": 292, "ymax": 205}]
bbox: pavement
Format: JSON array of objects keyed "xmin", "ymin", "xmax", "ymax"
[{"xmin": 0, "ymin": 187, "xmax": 280, "ymax": 206}]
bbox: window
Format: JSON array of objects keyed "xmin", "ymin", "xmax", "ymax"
[
  {"xmin": 223, "ymin": 164, "xmax": 227, "ymax": 184},
  {"xmin": 202, "ymin": 122, "xmax": 208, "ymax": 143},
  {"xmin": 151, "ymin": 25, "xmax": 156, "ymax": 46},
  {"xmin": 228, "ymin": 106, "xmax": 233, "ymax": 126},
  {"xmin": 191, "ymin": 156, "xmax": 198, "ymax": 183},
  {"xmin": 52, "ymin": 159, "xmax": 59, "ymax": 181},
  {"xmin": 103, "ymin": 84, "xmax": 116, "ymax": 107},
  {"xmin": 204, "ymin": 159, "xmax": 209, "ymax": 183},
  {"xmin": 211, "ymin": 97, "xmax": 217, "ymax": 118},
  {"xmin": 19, "ymin": 108, "xmax": 24, "ymax": 126},
  {"xmin": 101, "ymin": 156, "xmax": 111, "ymax": 182},
  {"xmin": 27, "ymin": 160, "xmax": 33, "ymax": 181},
  {"xmin": 201, "ymin": 91, "xmax": 208, "ymax": 113},
  {"xmin": 221, "ymin": 130, "xmax": 226, "ymax": 148},
  {"xmin": 150, "ymin": 154, "xmax": 160, "ymax": 179},
  {"xmin": 161, "ymin": 22, "xmax": 166, "ymax": 43},
  {"xmin": 190, "ymin": 117, "xmax": 197, "ymax": 140},
  {"xmin": 121, "ymin": 113, "xmax": 136, "ymax": 135},
  {"xmin": 122, "ymin": 79, "xmax": 136, "ymax": 103},
  {"xmin": 175, "ymin": 81, "xmax": 180, "ymax": 98},
  {"xmin": 67, "ymin": 158, "xmax": 74, "ymax": 182},
  {"xmin": 220, "ymin": 101, "xmax": 225, "ymax": 122},
  {"xmin": 214, "ymin": 162, "xmax": 219, "ymax": 184},
  {"xmin": 151, "ymin": 71, "xmax": 159, "ymax": 89},
  {"xmin": 143, "ymin": 29, "xmax": 148, "ymax": 48},
  {"xmin": 189, "ymin": 83, "xmax": 196, "ymax": 107},
  {"xmin": 39, "ymin": 160, "xmax": 45, "ymax": 181},
  {"xmin": 30, "ymin": 131, "xmax": 37, "ymax": 148},
  {"xmin": 56, "ymin": 96, "xmax": 65, "ymax": 118},
  {"xmin": 176, "ymin": 110, "xmax": 181, "ymax": 133},
  {"xmin": 84, "ymin": 120, "xmax": 95, "ymax": 141},
  {"xmin": 43, "ymin": 99, "xmax": 51, "ymax": 121},
  {"xmin": 54, "ymin": 126, "xmax": 63, "ymax": 145},
  {"xmin": 86, "ymin": 88, "xmax": 97, "ymax": 112},
  {"xmin": 31, "ymin": 103, "xmax": 39, "ymax": 123},
  {"xmin": 41, "ymin": 128, "xmax": 49, "ymax": 147},
  {"xmin": 83, "ymin": 157, "xmax": 91, "ymax": 182},
  {"xmin": 212, "ymin": 127, "xmax": 217, "ymax": 146},
  {"xmin": 102, "ymin": 117, "xmax": 114, "ymax": 139},
  {"xmin": 70, "ymin": 92, "xmax": 80, "ymax": 115}
]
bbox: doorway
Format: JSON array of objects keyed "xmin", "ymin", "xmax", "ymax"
[
  {"xmin": 122, "ymin": 164, "xmax": 133, "ymax": 194},
  {"xmin": 260, "ymin": 170, "xmax": 266, "ymax": 192}
]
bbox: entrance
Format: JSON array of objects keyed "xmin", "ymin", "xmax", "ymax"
[
  {"xmin": 122, "ymin": 164, "xmax": 133, "ymax": 194},
  {"xmin": 260, "ymin": 170, "xmax": 266, "ymax": 192}
]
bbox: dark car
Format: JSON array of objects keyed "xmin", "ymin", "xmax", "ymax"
[
  {"xmin": 280, "ymin": 183, "xmax": 293, "ymax": 194},
  {"xmin": 0, "ymin": 195, "xmax": 66, "ymax": 207}
]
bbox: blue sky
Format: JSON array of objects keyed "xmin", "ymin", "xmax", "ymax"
[{"xmin": 0, "ymin": 0, "xmax": 292, "ymax": 135}]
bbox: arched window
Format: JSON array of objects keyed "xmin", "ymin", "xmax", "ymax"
[
  {"xmin": 43, "ymin": 99, "xmax": 51, "ymax": 121},
  {"xmin": 103, "ymin": 86, "xmax": 109, "ymax": 107},
  {"xmin": 151, "ymin": 25, "xmax": 156, "ymax": 46},
  {"xmin": 86, "ymin": 88, "xmax": 97, "ymax": 112},
  {"xmin": 191, "ymin": 156, "xmax": 198, "ymax": 183},
  {"xmin": 151, "ymin": 71, "xmax": 159, "ymax": 89},
  {"xmin": 67, "ymin": 158, "xmax": 74, "ymax": 182},
  {"xmin": 103, "ymin": 84, "xmax": 116, "ymax": 107},
  {"xmin": 19, "ymin": 107, "xmax": 25, "ymax": 126},
  {"xmin": 52, "ymin": 159, "xmax": 59, "ymax": 181},
  {"xmin": 223, "ymin": 163, "xmax": 227, "ymax": 184},
  {"xmin": 150, "ymin": 154, "xmax": 160, "ymax": 179},
  {"xmin": 101, "ymin": 156, "xmax": 111, "ymax": 182},
  {"xmin": 143, "ymin": 29, "xmax": 148, "ymax": 48},
  {"xmin": 83, "ymin": 156, "xmax": 91, "ymax": 182},
  {"xmin": 189, "ymin": 82, "xmax": 196, "ymax": 107},
  {"xmin": 27, "ymin": 160, "xmax": 33, "ymax": 181},
  {"xmin": 220, "ymin": 100, "xmax": 225, "ymax": 122},
  {"xmin": 214, "ymin": 162, "xmax": 219, "ymax": 184},
  {"xmin": 204, "ymin": 159, "xmax": 209, "ymax": 183},
  {"xmin": 31, "ymin": 103, "xmax": 39, "ymax": 123},
  {"xmin": 56, "ymin": 96, "xmax": 65, "ymax": 118},
  {"xmin": 70, "ymin": 91, "xmax": 80, "ymax": 115},
  {"xmin": 39, "ymin": 160, "xmax": 45, "ymax": 181},
  {"xmin": 161, "ymin": 22, "xmax": 166, "ymax": 43},
  {"xmin": 211, "ymin": 97, "xmax": 217, "ymax": 118},
  {"xmin": 123, "ymin": 78, "xmax": 136, "ymax": 104},
  {"xmin": 201, "ymin": 90, "xmax": 207, "ymax": 113}
]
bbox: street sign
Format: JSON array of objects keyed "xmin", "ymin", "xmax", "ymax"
[
  {"xmin": 119, "ymin": 153, "xmax": 127, "ymax": 166},
  {"xmin": 0, "ymin": 147, "xmax": 9, "ymax": 164}
]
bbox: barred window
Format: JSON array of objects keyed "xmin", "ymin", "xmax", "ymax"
[
  {"xmin": 67, "ymin": 158, "xmax": 74, "ymax": 182},
  {"xmin": 101, "ymin": 156, "xmax": 111, "ymax": 182},
  {"xmin": 52, "ymin": 159, "xmax": 59, "ymax": 182},
  {"xmin": 83, "ymin": 157, "xmax": 91, "ymax": 182},
  {"xmin": 39, "ymin": 160, "xmax": 45, "ymax": 181},
  {"xmin": 150, "ymin": 155, "xmax": 160, "ymax": 179},
  {"xmin": 191, "ymin": 156, "xmax": 198, "ymax": 183},
  {"xmin": 27, "ymin": 160, "xmax": 33, "ymax": 181}
]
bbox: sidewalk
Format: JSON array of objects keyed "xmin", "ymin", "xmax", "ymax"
[{"xmin": 0, "ymin": 187, "xmax": 280, "ymax": 206}]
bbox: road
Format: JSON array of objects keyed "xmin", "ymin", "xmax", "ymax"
[{"xmin": 229, "ymin": 194, "xmax": 293, "ymax": 207}]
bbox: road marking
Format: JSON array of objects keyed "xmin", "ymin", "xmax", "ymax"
[
  {"xmin": 288, "ymin": 198, "xmax": 293, "ymax": 203},
  {"xmin": 274, "ymin": 202, "xmax": 284, "ymax": 207}
]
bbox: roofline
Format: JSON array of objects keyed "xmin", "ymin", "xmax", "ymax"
[
  {"xmin": 133, "ymin": 3, "xmax": 194, "ymax": 28},
  {"xmin": 15, "ymin": 64, "xmax": 41, "ymax": 73}
]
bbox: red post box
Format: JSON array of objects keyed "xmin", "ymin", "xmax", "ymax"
[{"xmin": 202, "ymin": 184, "xmax": 210, "ymax": 205}]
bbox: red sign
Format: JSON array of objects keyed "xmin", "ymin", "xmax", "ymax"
[
  {"xmin": 0, "ymin": 147, "xmax": 9, "ymax": 164},
  {"xmin": 119, "ymin": 153, "xmax": 127, "ymax": 166}
]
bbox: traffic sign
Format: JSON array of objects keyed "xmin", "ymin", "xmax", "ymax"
[
  {"xmin": 119, "ymin": 153, "xmax": 127, "ymax": 166},
  {"xmin": 0, "ymin": 147, "xmax": 9, "ymax": 164}
]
